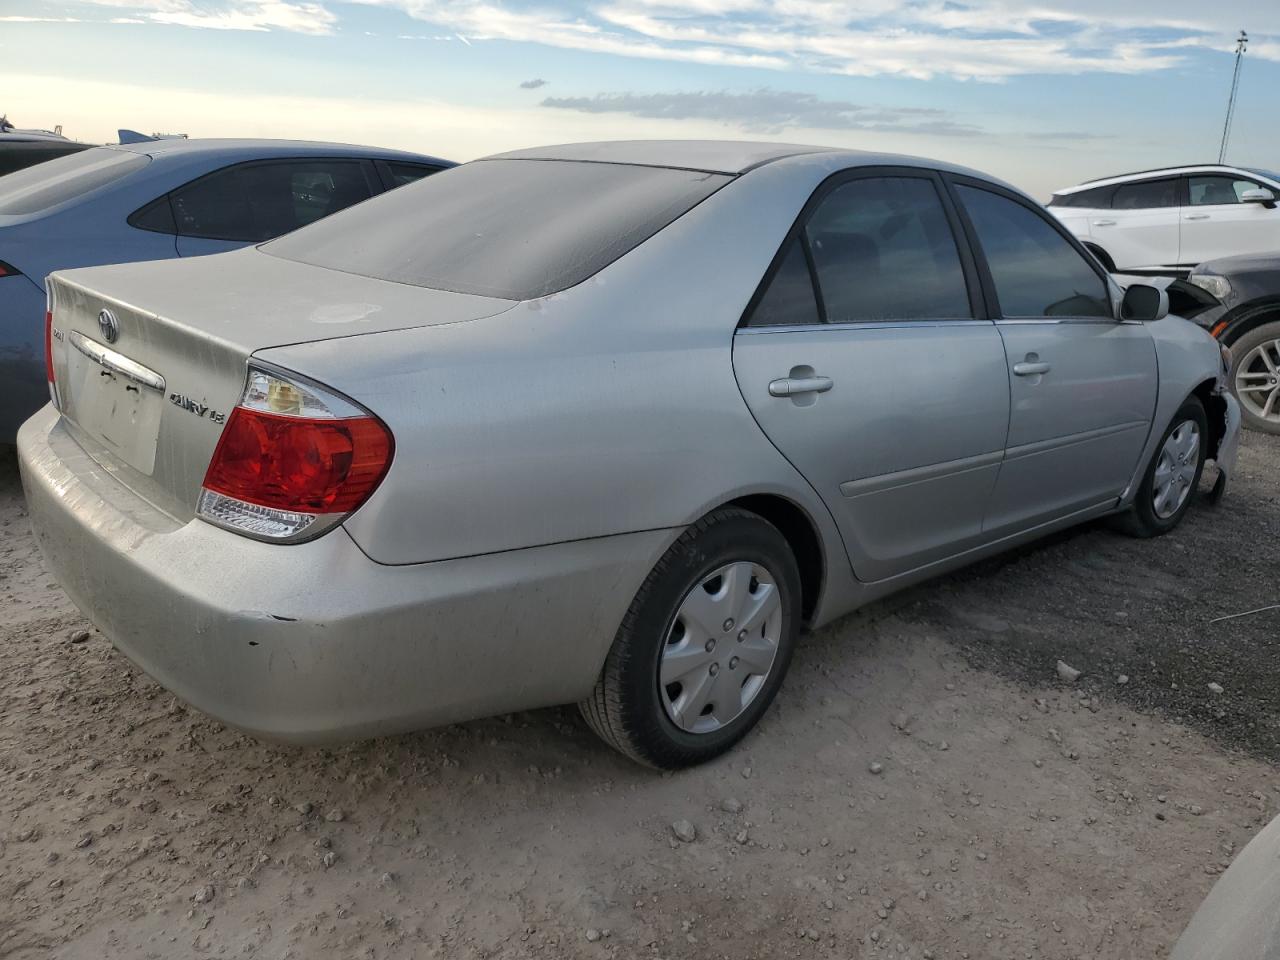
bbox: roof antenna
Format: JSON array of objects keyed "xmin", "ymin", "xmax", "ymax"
[{"xmin": 1218, "ymin": 30, "xmax": 1248, "ymax": 164}]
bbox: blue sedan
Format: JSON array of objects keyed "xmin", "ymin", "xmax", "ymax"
[{"xmin": 0, "ymin": 138, "xmax": 452, "ymax": 440}]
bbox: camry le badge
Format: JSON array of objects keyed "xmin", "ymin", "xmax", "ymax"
[{"xmin": 97, "ymin": 309, "xmax": 119, "ymax": 344}]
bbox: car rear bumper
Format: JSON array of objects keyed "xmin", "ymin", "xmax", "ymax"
[{"xmin": 18, "ymin": 406, "xmax": 673, "ymax": 743}]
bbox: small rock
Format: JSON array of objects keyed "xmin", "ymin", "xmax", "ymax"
[
  {"xmin": 69, "ymin": 629, "xmax": 90, "ymax": 644},
  {"xmin": 720, "ymin": 798, "xmax": 743, "ymax": 814},
  {"xmin": 1190, "ymin": 804, "xmax": 1204, "ymax": 816},
  {"xmin": 322, "ymin": 851, "xmax": 337, "ymax": 868},
  {"xmin": 741, "ymin": 767, "xmax": 752, "ymax": 779},
  {"xmin": 671, "ymin": 820, "xmax": 697, "ymax": 843},
  {"xmin": 585, "ymin": 929, "xmax": 602, "ymax": 943},
  {"xmin": 1117, "ymin": 675, "xmax": 1130, "ymax": 685},
  {"xmin": 75, "ymin": 834, "xmax": 93, "ymax": 849},
  {"xmin": 193, "ymin": 884, "xmax": 216, "ymax": 904},
  {"xmin": 1056, "ymin": 661, "xmax": 1081, "ymax": 683},
  {"xmin": 1155, "ymin": 811, "xmax": 1167, "ymax": 821},
  {"xmin": 294, "ymin": 802, "xmax": 313, "ymax": 815},
  {"xmin": 324, "ymin": 808, "xmax": 345, "ymax": 823},
  {"xmin": 735, "ymin": 829, "xmax": 749, "ymax": 845},
  {"xmin": 1208, "ymin": 682, "xmax": 1225, "ymax": 695},
  {"xmin": 868, "ymin": 761, "xmax": 884, "ymax": 776}
]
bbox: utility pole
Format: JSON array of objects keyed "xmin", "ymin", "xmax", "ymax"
[{"xmin": 1218, "ymin": 30, "xmax": 1248, "ymax": 164}]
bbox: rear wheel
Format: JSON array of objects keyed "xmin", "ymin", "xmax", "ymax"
[
  {"xmin": 580, "ymin": 507, "xmax": 801, "ymax": 769},
  {"xmin": 1114, "ymin": 396, "xmax": 1207, "ymax": 538},
  {"xmin": 1229, "ymin": 320, "xmax": 1280, "ymax": 435}
]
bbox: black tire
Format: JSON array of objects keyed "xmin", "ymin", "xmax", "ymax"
[
  {"xmin": 1227, "ymin": 319, "xmax": 1280, "ymax": 436},
  {"xmin": 1084, "ymin": 243, "xmax": 1116, "ymax": 273},
  {"xmin": 580, "ymin": 507, "xmax": 801, "ymax": 769},
  {"xmin": 1113, "ymin": 396, "xmax": 1208, "ymax": 538}
]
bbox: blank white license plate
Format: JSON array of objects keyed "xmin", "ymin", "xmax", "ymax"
[{"xmin": 61, "ymin": 334, "xmax": 164, "ymax": 475}]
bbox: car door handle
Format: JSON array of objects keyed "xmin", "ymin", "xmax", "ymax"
[
  {"xmin": 1013, "ymin": 361, "xmax": 1051, "ymax": 376},
  {"xmin": 1092, "ymin": 219, "xmax": 1116, "ymax": 227},
  {"xmin": 769, "ymin": 376, "xmax": 833, "ymax": 397},
  {"xmin": 1185, "ymin": 213, "xmax": 1210, "ymax": 220}
]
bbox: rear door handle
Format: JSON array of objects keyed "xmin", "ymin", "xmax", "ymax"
[
  {"xmin": 769, "ymin": 376, "xmax": 833, "ymax": 397},
  {"xmin": 1013, "ymin": 361, "xmax": 1051, "ymax": 376},
  {"xmin": 1092, "ymin": 219, "xmax": 1116, "ymax": 226},
  {"xmin": 1185, "ymin": 213, "xmax": 1210, "ymax": 220}
]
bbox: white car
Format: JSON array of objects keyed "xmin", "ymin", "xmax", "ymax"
[{"xmin": 1048, "ymin": 165, "xmax": 1280, "ymax": 275}]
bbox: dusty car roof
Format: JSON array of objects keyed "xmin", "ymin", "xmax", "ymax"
[
  {"xmin": 484, "ymin": 140, "xmax": 842, "ymax": 175},
  {"xmin": 105, "ymin": 138, "xmax": 451, "ymax": 165}
]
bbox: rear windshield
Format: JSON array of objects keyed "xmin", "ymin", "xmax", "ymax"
[
  {"xmin": 0, "ymin": 148, "xmax": 148, "ymax": 215},
  {"xmin": 263, "ymin": 158, "xmax": 732, "ymax": 300}
]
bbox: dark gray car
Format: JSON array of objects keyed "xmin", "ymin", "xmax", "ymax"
[
  {"xmin": 1185, "ymin": 254, "xmax": 1280, "ymax": 434},
  {"xmin": 0, "ymin": 138, "xmax": 452, "ymax": 441}
]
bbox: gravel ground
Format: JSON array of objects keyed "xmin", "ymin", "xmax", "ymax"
[{"xmin": 0, "ymin": 432, "xmax": 1276, "ymax": 960}]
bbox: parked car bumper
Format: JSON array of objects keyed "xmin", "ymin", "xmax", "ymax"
[{"xmin": 18, "ymin": 406, "xmax": 672, "ymax": 743}]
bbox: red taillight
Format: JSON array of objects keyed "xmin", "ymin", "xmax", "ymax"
[
  {"xmin": 44, "ymin": 310, "xmax": 55, "ymax": 384},
  {"xmin": 203, "ymin": 407, "xmax": 392, "ymax": 514}
]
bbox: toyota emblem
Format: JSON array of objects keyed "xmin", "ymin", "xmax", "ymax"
[{"xmin": 97, "ymin": 309, "xmax": 119, "ymax": 344}]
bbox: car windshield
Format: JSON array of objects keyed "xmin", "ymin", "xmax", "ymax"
[
  {"xmin": 0, "ymin": 147, "xmax": 148, "ymax": 215},
  {"xmin": 263, "ymin": 158, "xmax": 732, "ymax": 300},
  {"xmin": 1243, "ymin": 167, "xmax": 1280, "ymax": 185}
]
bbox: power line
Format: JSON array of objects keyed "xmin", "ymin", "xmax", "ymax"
[{"xmin": 1218, "ymin": 30, "xmax": 1248, "ymax": 164}]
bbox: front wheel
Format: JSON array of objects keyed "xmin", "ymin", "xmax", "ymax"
[
  {"xmin": 1229, "ymin": 320, "xmax": 1280, "ymax": 435},
  {"xmin": 1114, "ymin": 396, "xmax": 1208, "ymax": 538},
  {"xmin": 580, "ymin": 507, "xmax": 801, "ymax": 769}
]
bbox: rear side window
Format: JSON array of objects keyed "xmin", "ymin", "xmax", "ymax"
[
  {"xmin": 1112, "ymin": 178, "xmax": 1179, "ymax": 209},
  {"xmin": 383, "ymin": 161, "xmax": 442, "ymax": 187},
  {"xmin": 1049, "ymin": 185, "xmax": 1113, "ymax": 209},
  {"xmin": 170, "ymin": 160, "xmax": 373, "ymax": 242},
  {"xmin": 264, "ymin": 159, "xmax": 731, "ymax": 300},
  {"xmin": 0, "ymin": 148, "xmax": 147, "ymax": 215},
  {"xmin": 746, "ymin": 237, "xmax": 820, "ymax": 327},
  {"xmin": 805, "ymin": 176, "xmax": 970, "ymax": 323},
  {"xmin": 957, "ymin": 184, "xmax": 1110, "ymax": 319}
]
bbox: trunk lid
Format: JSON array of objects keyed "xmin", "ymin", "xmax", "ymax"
[{"xmin": 47, "ymin": 247, "xmax": 516, "ymax": 521}]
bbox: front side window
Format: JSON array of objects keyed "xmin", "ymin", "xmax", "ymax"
[
  {"xmin": 1111, "ymin": 178, "xmax": 1179, "ymax": 210},
  {"xmin": 803, "ymin": 176, "xmax": 971, "ymax": 323},
  {"xmin": 171, "ymin": 160, "xmax": 373, "ymax": 242},
  {"xmin": 1050, "ymin": 186, "xmax": 1113, "ymax": 210},
  {"xmin": 1188, "ymin": 175, "xmax": 1263, "ymax": 206},
  {"xmin": 956, "ymin": 184, "xmax": 1111, "ymax": 319}
]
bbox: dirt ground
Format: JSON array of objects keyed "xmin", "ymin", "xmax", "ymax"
[{"xmin": 1, "ymin": 432, "xmax": 1277, "ymax": 960}]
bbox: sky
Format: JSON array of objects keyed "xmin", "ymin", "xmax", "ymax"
[{"xmin": 1, "ymin": 0, "xmax": 1278, "ymax": 199}]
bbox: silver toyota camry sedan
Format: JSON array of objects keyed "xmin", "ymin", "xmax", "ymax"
[{"xmin": 18, "ymin": 140, "xmax": 1240, "ymax": 768}]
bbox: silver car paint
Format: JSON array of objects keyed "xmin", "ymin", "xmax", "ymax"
[
  {"xmin": 20, "ymin": 405, "xmax": 678, "ymax": 740},
  {"xmin": 18, "ymin": 141, "xmax": 1239, "ymax": 744},
  {"xmin": 46, "ymin": 253, "xmax": 516, "ymax": 522}
]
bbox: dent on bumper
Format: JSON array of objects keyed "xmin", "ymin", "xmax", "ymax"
[
  {"xmin": 17, "ymin": 407, "xmax": 673, "ymax": 743},
  {"xmin": 1210, "ymin": 390, "xmax": 1241, "ymax": 501}
]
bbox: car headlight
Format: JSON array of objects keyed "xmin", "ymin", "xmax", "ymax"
[{"xmin": 1188, "ymin": 273, "xmax": 1232, "ymax": 300}]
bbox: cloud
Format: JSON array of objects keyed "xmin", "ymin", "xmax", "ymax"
[
  {"xmin": 519, "ymin": 78, "xmax": 549, "ymax": 89},
  {"xmin": 343, "ymin": 0, "xmax": 1280, "ymax": 78},
  {"xmin": 71, "ymin": 0, "xmax": 337, "ymax": 35},
  {"xmin": 541, "ymin": 89, "xmax": 982, "ymax": 136}
]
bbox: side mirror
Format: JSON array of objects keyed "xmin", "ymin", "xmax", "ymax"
[
  {"xmin": 1241, "ymin": 188, "xmax": 1276, "ymax": 209},
  {"xmin": 1120, "ymin": 283, "xmax": 1169, "ymax": 322}
]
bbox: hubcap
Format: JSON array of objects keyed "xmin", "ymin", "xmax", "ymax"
[
  {"xmin": 1235, "ymin": 339, "xmax": 1280, "ymax": 424},
  {"xmin": 1152, "ymin": 419, "xmax": 1200, "ymax": 519},
  {"xmin": 659, "ymin": 561, "xmax": 783, "ymax": 734}
]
